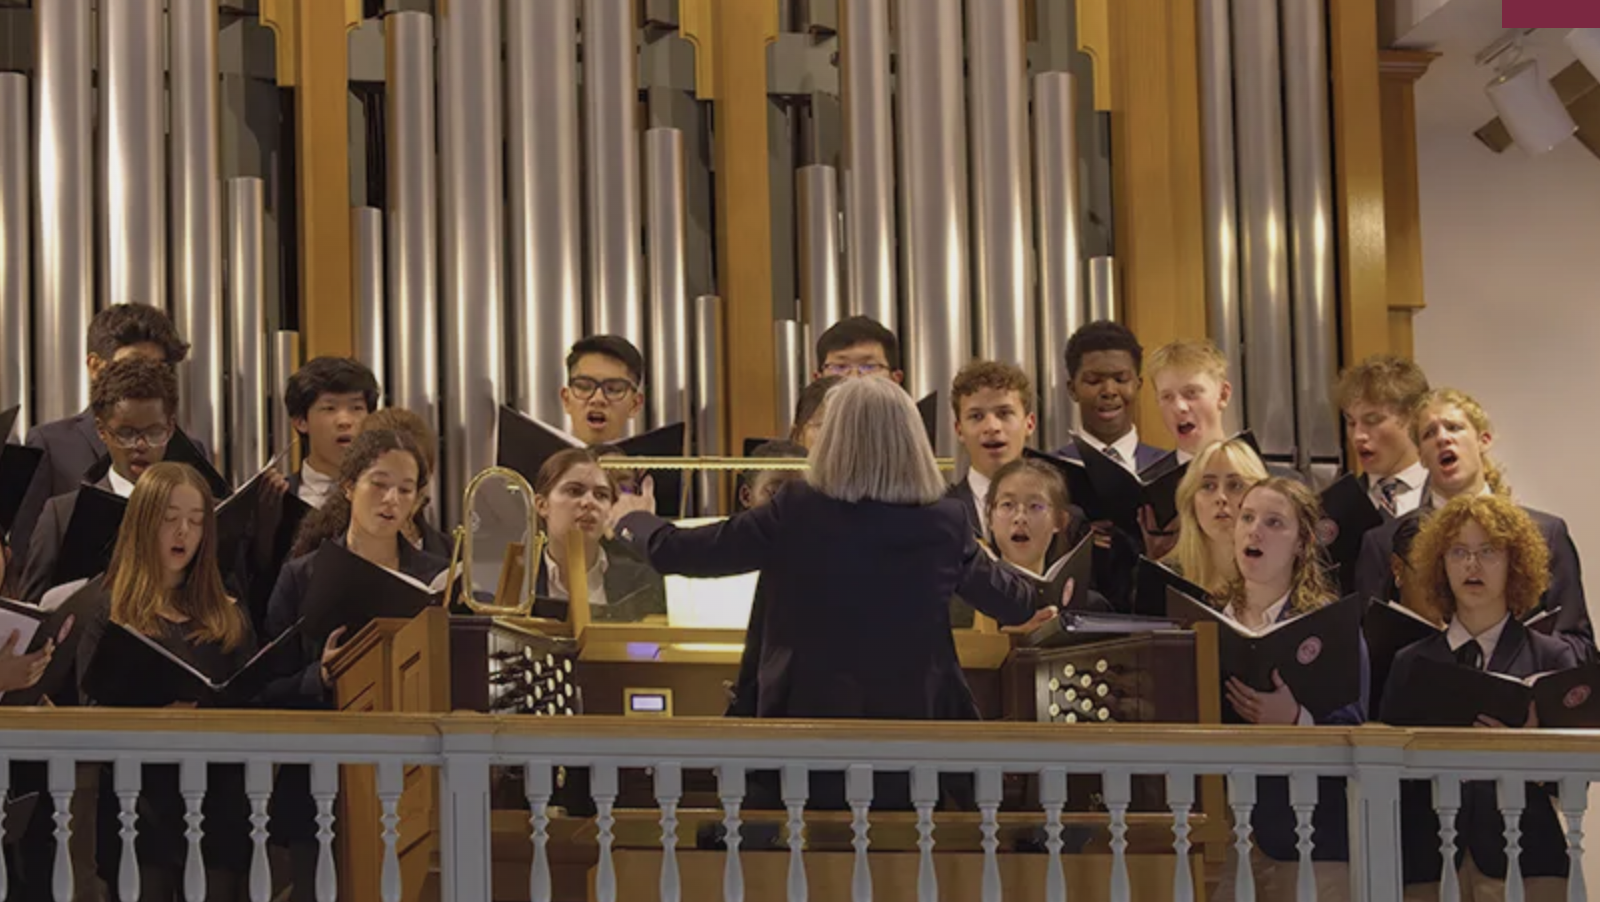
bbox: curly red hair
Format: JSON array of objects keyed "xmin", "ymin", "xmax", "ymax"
[{"xmin": 1407, "ymin": 494, "xmax": 1549, "ymax": 621}]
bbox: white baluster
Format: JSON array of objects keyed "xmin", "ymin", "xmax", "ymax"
[
  {"xmin": 1104, "ymin": 770, "xmax": 1131, "ymax": 902},
  {"xmin": 1227, "ymin": 772, "xmax": 1258, "ymax": 902},
  {"xmin": 113, "ymin": 758, "xmax": 142, "ymax": 902},
  {"xmin": 1433, "ymin": 776, "xmax": 1462, "ymax": 902},
  {"xmin": 48, "ymin": 756, "xmax": 75, "ymax": 902},
  {"xmin": 720, "ymin": 765, "xmax": 746, "ymax": 902},
  {"xmin": 311, "ymin": 759, "xmax": 339, "ymax": 902},
  {"xmin": 377, "ymin": 759, "xmax": 404, "ymax": 902},
  {"xmin": 847, "ymin": 765, "xmax": 874, "ymax": 902},
  {"xmin": 1166, "ymin": 771, "xmax": 1195, "ymax": 902},
  {"xmin": 246, "ymin": 760, "xmax": 273, "ymax": 902},
  {"xmin": 525, "ymin": 760, "xmax": 554, "ymax": 902},
  {"xmin": 1498, "ymin": 776, "xmax": 1528, "ymax": 902},
  {"xmin": 593, "ymin": 763, "xmax": 619, "ymax": 902},
  {"xmin": 656, "ymin": 763, "xmax": 683, "ymax": 902},
  {"xmin": 781, "ymin": 764, "xmax": 809, "ymax": 902},
  {"xmin": 1040, "ymin": 768, "xmax": 1068, "ymax": 902},
  {"xmin": 1289, "ymin": 771, "xmax": 1318, "ymax": 902},
  {"xmin": 181, "ymin": 758, "xmax": 207, "ymax": 902},
  {"xmin": 1560, "ymin": 777, "xmax": 1588, "ymax": 902},
  {"xmin": 910, "ymin": 766, "xmax": 939, "ymax": 902},
  {"xmin": 0, "ymin": 755, "xmax": 7, "ymax": 899},
  {"xmin": 978, "ymin": 767, "xmax": 1004, "ymax": 902}
]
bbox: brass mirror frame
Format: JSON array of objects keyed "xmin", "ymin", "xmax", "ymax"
[{"xmin": 445, "ymin": 466, "xmax": 547, "ymax": 617}]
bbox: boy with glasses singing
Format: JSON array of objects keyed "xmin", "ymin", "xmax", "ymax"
[
  {"xmin": 812, "ymin": 316, "xmax": 905, "ymax": 383},
  {"xmin": 561, "ymin": 336, "xmax": 647, "ymax": 445},
  {"xmin": 16, "ymin": 358, "xmax": 180, "ymax": 602}
]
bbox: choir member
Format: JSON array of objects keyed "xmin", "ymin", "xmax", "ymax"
[
  {"xmin": 1053, "ymin": 321, "xmax": 1165, "ymax": 472},
  {"xmin": 812, "ymin": 315, "xmax": 904, "ymax": 383},
  {"xmin": 1212, "ymin": 477, "xmax": 1367, "ymax": 902},
  {"xmin": 284, "ymin": 357, "xmax": 378, "ymax": 509},
  {"xmin": 948, "ymin": 360, "xmax": 1037, "ymax": 538},
  {"xmin": 738, "ymin": 440, "xmax": 807, "ymax": 511},
  {"xmin": 357, "ymin": 407, "xmax": 452, "ymax": 557},
  {"xmin": 532, "ymin": 447, "xmax": 665, "ymax": 621},
  {"xmin": 17, "ymin": 358, "xmax": 181, "ymax": 604},
  {"xmin": 1335, "ymin": 354, "xmax": 1431, "ymax": 519},
  {"xmin": 1162, "ymin": 437, "xmax": 1270, "ymax": 595},
  {"xmin": 72, "ymin": 462, "xmax": 253, "ymax": 901},
  {"xmin": 789, "ymin": 375, "xmax": 842, "ymax": 449},
  {"xmin": 1385, "ymin": 494, "xmax": 1572, "ymax": 901},
  {"xmin": 1353, "ymin": 388, "xmax": 1592, "ymax": 659},
  {"xmin": 8, "ymin": 304, "xmax": 199, "ymax": 593},
  {"xmin": 1147, "ymin": 338, "xmax": 1236, "ymax": 463},
  {"xmin": 560, "ymin": 335, "xmax": 646, "ymax": 445},
  {"xmin": 978, "ymin": 458, "xmax": 1103, "ymax": 622}
]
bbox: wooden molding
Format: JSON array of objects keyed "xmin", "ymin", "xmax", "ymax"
[
  {"xmin": 1076, "ymin": 0, "xmax": 1114, "ymax": 111},
  {"xmin": 1379, "ymin": 48, "xmax": 1441, "ymax": 82},
  {"xmin": 1329, "ymin": 0, "xmax": 1391, "ymax": 366}
]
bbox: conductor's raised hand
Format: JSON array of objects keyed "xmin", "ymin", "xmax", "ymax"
[{"xmin": 608, "ymin": 474, "xmax": 656, "ymax": 531}]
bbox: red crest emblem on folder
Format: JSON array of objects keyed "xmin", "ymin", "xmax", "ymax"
[
  {"xmin": 1296, "ymin": 637, "xmax": 1323, "ymax": 665},
  {"xmin": 1564, "ymin": 685, "xmax": 1591, "ymax": 709}
]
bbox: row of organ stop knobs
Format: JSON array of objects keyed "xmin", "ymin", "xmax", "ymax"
[
  {"xmin": 1047, "ymin": 659, "xmax": 1120, "ymax": 724},
  {"xmin": 489, "ymin": 647, "xmax": 583, "ymax": 716}
]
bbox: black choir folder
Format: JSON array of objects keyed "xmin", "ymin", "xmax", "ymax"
[
  {"xmin": 82, "ymin": 619, "xmax": 303, "ymax": 708},
  {"xmin": 1387, "ymin": 658, "xmax": 1600, "ymax": 729},
  {"xmin": 1167, "ymin": 588, "xmax": 1364, "ymax": 719},
  {"xmin": 495, "ymin": 406, "xmax": 687, "ymax": 518},
  {"xmin": 0, "ymin": 405, "xmax": 45, "ymax": 534},
  {"xmin": 53, "ymin": 485, "xmax": 129, "ymax": 586},
  {"xmin": 216, "ymin": 452, "xmax": 313, "ymax": 583},
  {"xmin": 301, "ymin": 541, "xmax": 445, "ymax": 643},
  {"xmin": 1319, "ymin": 474, "xmax": 1385, "ymax": 592},
  {"xmin": 986, "ymin": 531, "xmax": 1095, "ymax": 612},
  {"xmin": 1133, "ymin": 556, "xmax": 1209, "ymax": 619},
  {"xmin": 0, "ymin": 588, "xmax": 100, "ymax": 707},
  {"xmin": 1021, "ymin": 445, "xmax": 1186, "ymax": 535}
]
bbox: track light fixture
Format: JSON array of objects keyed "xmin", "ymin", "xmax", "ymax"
[{"xmin": 1479, "ymin": 32, "xmax": 1577, "ymax": 155}]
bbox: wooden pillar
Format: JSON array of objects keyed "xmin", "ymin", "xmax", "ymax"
[
  {"xmin": 681, "ymin": 0, "xmax": 780, "ymax": 451},
  {"xmin": 1082, "ymin": 0, "xmax": 1209, "ymax": 437},
  {"xmin": 1378, "ymin": 50, "xmax": 1440, "ymax": 360},
  {"xmin": 1329, "ymin": 0, "xmax": 1391, "ymax": 366},
  {"xmin": 260, "ymin": 0, "xmax": 360, "ymax": 359}
]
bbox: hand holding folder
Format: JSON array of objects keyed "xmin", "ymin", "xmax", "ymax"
[{"xmin": 300, "ymin": 541, "xmax": 446, "ymax": 643}]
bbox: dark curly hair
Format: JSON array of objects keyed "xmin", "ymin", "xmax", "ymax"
[
  {"xmin": 90, "ymin": 357, "xmax": 179, "ymax": 421},
  {"xmin": 290, "ymin": 429, "xmax": 430, "ymax": 559},
  {"xmin": 87, "ymin": 304, "xmax": 190, "ymax": 364}
]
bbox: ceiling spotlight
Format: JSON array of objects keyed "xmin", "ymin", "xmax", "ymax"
[
  {"xmin": 1485, "ymin": 58, "xmax": 1578, "ymax": 155},
  {"xmin": 1568, "ymin": 29, "xmax": 1600, "ymax": 83}
]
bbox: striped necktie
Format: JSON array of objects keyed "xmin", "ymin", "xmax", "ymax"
[
  {"xmin": 1103, "ymin": 446, "xmax": 1124, "ymax": 465},
  {"xmin": 1378, "ymin": 477, "xmax": 1403, "ymax": 516}
]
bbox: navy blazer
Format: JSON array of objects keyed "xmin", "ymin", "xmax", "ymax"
[
  {"xmin": 1381, "ymin": 620, "xmax": 1576, "ymax": 883},
  {"xmin": 257, "ymin": 535, "xmax": 448, "ymax": 708},
  {"xmin": 1354, "ymin": 502, "xmax": 1593, "ymax": 660},
  {"xmin": 617, "ymin": 480, "xmax": 1040, "ymax": 721},
  {"xmin": 1051, "ymin": 438, "xmax": 1168, "ymax": 473}
]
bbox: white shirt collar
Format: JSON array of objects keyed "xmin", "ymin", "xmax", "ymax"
[
  {"xmin": 545, "ymin": 544, "xmax": 610, "ymax": 607},
  {"xmin": 1369, "ymin": 460, "xmax": 1428, "ymax": 516},
  {"xmin": 1428, "ymin": 480, "xmax": 1492, "ymax": 513},
  {"xmin": 298, "ymin": 461, "xmax": 338, "ymax": 509},
  {"xmin": 966, "ymin": 468, "xmax": 993, "ymax": 536},
  {"xmin": 106, "ymin": 467, "xmax": 137, "ymax": 499},
  {"xmin": 1079, "ymin": 427, "xmax": 1141, "ymax": 473},
  {"xmin": 1445, "ymin": 613, "xmax": 1510, "ymax": 667},
  {"xmin": 1232, "ymin": 590, "xmax": 1293, "ymax": 628}
]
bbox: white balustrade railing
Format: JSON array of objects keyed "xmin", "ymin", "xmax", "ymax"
[{"xmin": 0, "ymin": 710, "xmax": 1596, "ymax": 902}]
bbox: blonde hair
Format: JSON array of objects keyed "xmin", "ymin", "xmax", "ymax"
[
  {"xmin": 1147, "ymin": 338, "xmax": 1229, "ymax": 384},
  {"xmin": 1334, "ymin": 354, "xmax": 1430, "ymax": 415},
  {"xmin": 1410, "ymin": 388, "xmax": 1508, "ymax": 496},
  {"xmin": 1215, "ymin": 478, "xmax": 1335, "ymax": 618},
  {"xmin": 1409, "ymin": 494, "xmax": 1549, "ymax": 622},
  {"xmin": 807, "ymin": 377, "xmax": 947, "ymax": 505},
  {"xmin": 106, "ymin": 462, "xmax": 246, "ymax": 652},
  {"xmin": 1165, "ymin": 438, "xmax": 1270, "ymax": 594}
]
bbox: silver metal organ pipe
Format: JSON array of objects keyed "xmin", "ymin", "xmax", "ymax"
[
  {"xmin": 227, "ymin": 178, "xmax": 267, "ymax": 484},
  {"xmin": 1282, "ymin": 0, "xmax": 1341, "ymax": 464},
  {"xmin": 1231, "ymin": 0, "xmax": 1296, "ymax": 455},
  {"xmin": 1033, "ymin": 71, "xmax": 1084, "ymax": 449},
  {"xmin": 34, "ymin": 0, "xmax": 93, "ymax": 423},
  {"xmin": 837, "ymin": 0, "xmax": 896, "ymax": 329},
  {"xmin": 437, "ymin": 0, "xmax": 506, "ymax": 520},
  {"xmin": 100, "ymin": 0, "xmax": 166, "ymax": 311},
  {"xmin": 644, "ymin": 128, "xmax": 691, "ymax": 429},
  {"xmin": 507, "ymin": 0, "xmax": 583, "ymax": 426},
  {"xmin": 351, "ymin": 207, "xmax": 386, "ymax": 397},
  {"xmin": 1087, "ymin": 256, "xmax": 1118, "ymax": 324},
  {"xmin": 385, "ymin": 11, "xmax": 440, "ymax": 434},
  {"xmin": 272, "ymin": 331, "xmax": 300, "ymax": 458},
  {"xmin": 967, "ymin": 0, "xmax": 1035, "ymax": 386},
  {"xmin": 895, "ymin": 0, "xmax": 971, "ymax": 455},
  {"xmin": 170, "ymin": 0, "xmax": 225, "ymax": 464},
  {"xmin": 1197, "ymin": 0, "xmax": 1245, "ymax": 436},
  {"xmin": 773, "ymin": 320, "xmax": 804, "ymax": 439},
  {"xmin": 692, "ymin": 296, "xmax": 724, "ymax": 515},
  {"xmin": 796, "ymin": 164, "xmax": 843, "ymax": 358},
  {"xmin": 583, "ymin": 0, "xmax": 645, "ymax": 347},
  {"xmin": 0, "ymin": 74, "xmax": 30, "ymax": 434}
]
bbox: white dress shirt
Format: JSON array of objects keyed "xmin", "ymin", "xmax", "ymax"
[
  {"xmin": 966, "ymin": 468, "xmax": 993, "ymax": 537},
  {"xmin": 107, "ymin": 467, "xmax": 137, "ymax": 499},
  {"xmin": 1079, "ymin": 427, "xmax": 1142, "ymax": 474},
  {"xmin": 297, "ymin": 461, "xmax": 337, "ymax": 509},
  {"xmin": 1445, "ymin": 613, "xmax": 1510, "ymax": 668},
  {"xmin": 1369, "ymin": 460, "xmax": 1428, "ymax": 517},
  {"xmin": 545, "ymin": 544, "xmax": 610, "ymax": 607}
]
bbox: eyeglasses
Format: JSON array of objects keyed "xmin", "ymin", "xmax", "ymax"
[
  {"xmin": 106, "ymin": 425, "xmax": 173, "ymax": 449},
  {"xmin": 822, "ymin": 362, "xmax": 888, "ymax": 377},
  {"xmin": 994, "ymin": 500, "xmax": 1052, "ymax": 518},
  {"xmin": 1446, "ymin": 545, "xmax": 1505, "ymax": 566},
  {"xmin": 567, "ymin": 376, "xmax": 637, "ymax": 402}
]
